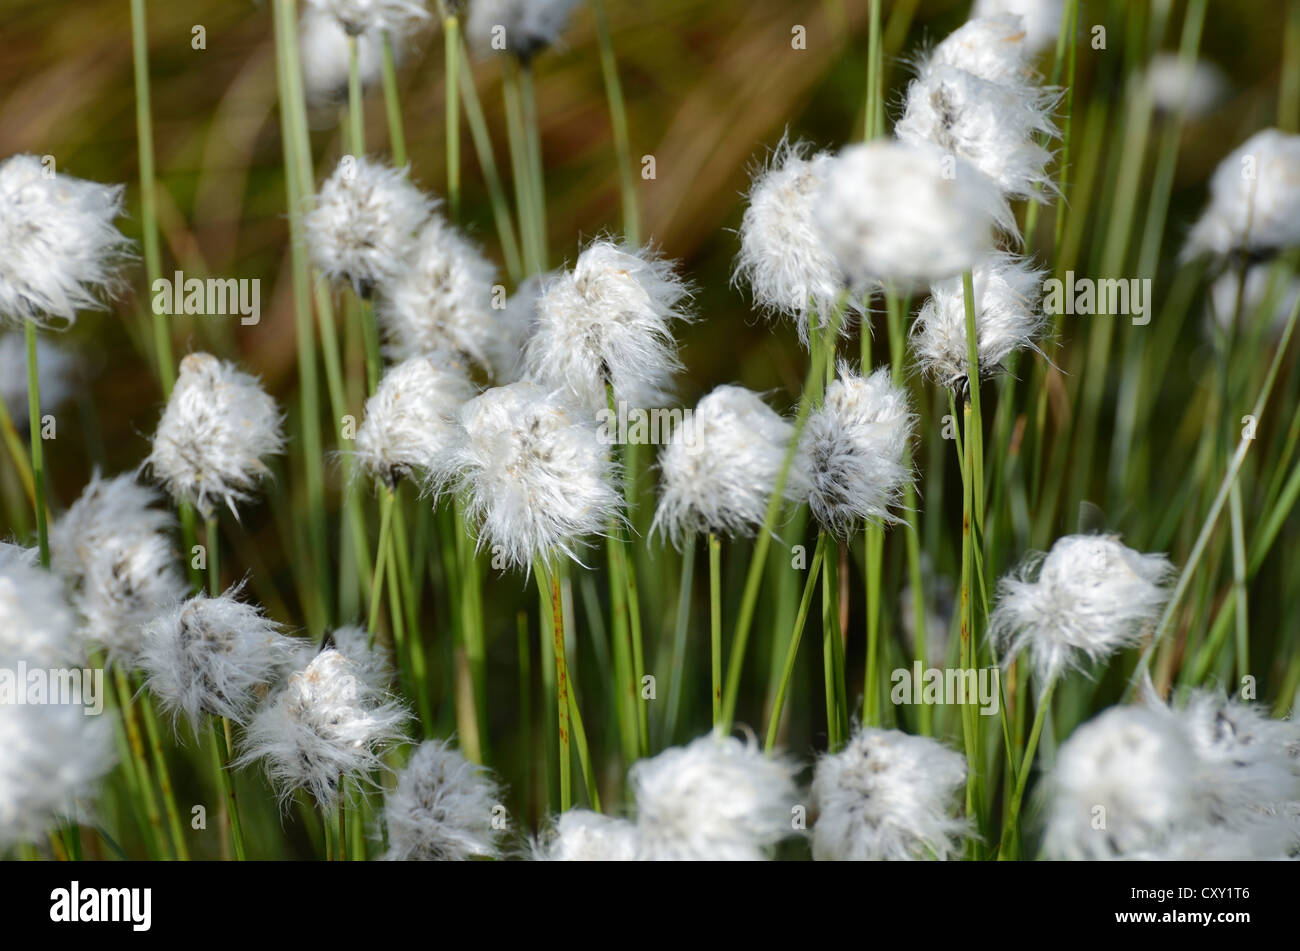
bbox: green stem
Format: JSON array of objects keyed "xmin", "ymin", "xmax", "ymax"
[
  {"xmin": 535, "ymin": 560, "xmax": 571, "ymax": 811},
  {"xmin": 999, "ymin": 677, "xmax": 1057, "ymax": 859},
  {"xmin": 205, "ymin": 516, "xmax": 220, "ymax": 597},
  {"xmin": 765, "ymin": 535, "xmax": 825, "ymax": 752},
  {"xmin": 347, "ymin": 34, "xmax": 365, "ymax": 157},
  {"xmin": 709, "ymin": 531, "xmax": 722, "ymax": 727},
  {"xmin": 24, "ymin": 322, "xmax": 48, "ymax": 566},
  {"xmin": 444, "ymin": 15, "xmax": 462, "ymax": 221},
  {"xmin": 663, "ymin": 535, "xmax": 696, "ymax": 744},
  {"xmin": 209, "ymin": 716, "xmax": 246, "ymax": 860},
  {"xmin": 379, "ymin": 32, "xmax": 407, "ymax": 165},
  {"xmin": 130, "ymin": 0, "xmax": 174, "ymax": 396},
  {"xmin": 592, "ymin": 0, "xmax": 639, "ymax": 244}
]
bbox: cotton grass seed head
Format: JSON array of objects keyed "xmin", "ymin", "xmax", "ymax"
[
  {"xmin": 140, "ymin": 587, "xmax": 301, "ymax": 730},
  {"xmin": 50, "ymin": 472, "xmax": 186, "ymax": 668},
  {"xmin": 928, "ymin": 15, "xmax": 1037, "ymax": 87},
  {"xmin": 971, "ymin": 0, "xmax": 1063, "ymax": 54},
  {"xmin": 799, "ymin": 365, "xmax": 915, "ymax": 536},
  {"xmin": 355, "ymin": 353, "xmax": 477, "ymax": 490},
  {"xmin": 146, "ymin": 353, "xmax": 285, "ymax": 518},
  {"xmin": 1145, "ymin": 53, "xmax": 1227, "ymax": 118},
  {"xmin": 0, "ymin": 542, "xmax": 80, "ymax": 667},
  {"xmin": 1171, "ymin": 689, "xmax": 1300, "ymax": 841},
  {"xmin": 652, "ymin": 384, "xmax": 810, "ymax": 546},
  {"xmin": 629, "ymin": 732, "xmax": 800, "ymax": 861},
  {"xmin": 306, "ymin": 156, "xmax": 436, "ymax": 298},
  {"xmin": 239, "ymin": 644, "xmax": 410, "ymax": 809},
  {"xmin": 813, "ymin": 140, "xmax": 1008, "ymax": 293},
  {"xmin": 532, "ymin": 809, "xmax": 641, "ymax": 861},
  {"xmin": 437, "ymin": 381, "xmax": 622, "ymax": 571},
  {"xmin": 912, "ymin": 252, "xmax": 1047, "ymax": 388},
  {"xmin": 0, "ymin": 153, "xmax": 132, "ymax": 327},
  {"xmin": 989, "ymin": 534, "xmax": 1174, "ymax": 683},
  {"xmin": 523, "ymin": 240, "xmax": 692, "ymax": 413},
  {"xmin": 1183, "ymin": 128, "xmax": 1300, "ymax": 260},
  {"xmin": 811, "ymin": 727, "xmax": 970, "ymax": 861},
  {"xmin": 1041, "ymin": 705, "xmax": 1206, "ymax": 860},
  {"xmin": 734, "ymin": 139, "xmax": 847, "ymax": 346},
  {"xmin": 896, "ymin": 63, "xmax": 1058, "ymax": 201},
  {"xmin": 300, "ymin": 8, "xmax": 387, "ymax": 108},
  {"xmin": 377, "ymin": 214, "xmax": 500, "ymax": 367},
  {"xmin": 0, "ymin": 689, "xmax": 114, "ymax": 848},
  {"xmin": 304, "ymin": 0, "xmax": 428, "ymax": 36},
  {"xmin": 384, "ymin": 739, "xmax": 504, "ymax": 861},
  {"xmin": 466, "ymin": 0, "xmax": 578, "ymax": 61}
]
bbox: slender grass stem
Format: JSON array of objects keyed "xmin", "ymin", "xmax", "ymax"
[
  {"xmin": 347, "ymin": 35, "xmax": 365, "ymax": 157},
  {"xmin": 209, "ymin": 716, "xmax": 246, "ymax": 860},
  {"xmin": 24, "ymin": 323, "xmax": 48, "ymax": 565},
  {"xmin": 535, "ymin": 560, "xmax": 571, "ymax": 811},
  {"xmin": 719, "ymin": 303, "xmax": 844, "ymax": 731},
  {"xmin": 765, "ymin": 535, "xmax": 825, "ymax": 752},
  {"xmin": 709, "ymin": 532, "xmax": 722, "ymax": 727},
  {"xmin": 592, "ymin": 0, "xmax": 639, "ymax": 243},
  {"xmin": 379, "ymin": 32, "xmax": 407, "ymax": 165},
  {"xmin": 663, "ymin": 535, "xmax": 696, "ymax": 743},
  {"xmin": 998, "ymin": 677, "xmax": 1057, "ymax": 859},
  {"xmin": 129, "ymin": 0, "xmax": 174, "ymax": 395},
  {"xmin": 443, "ymin": 14, "xmax": 462, "ymax": 221}
]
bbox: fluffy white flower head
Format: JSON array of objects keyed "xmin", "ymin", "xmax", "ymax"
[
  {"xmin": 146, "ymin": 353, "xmax": 285, "ymax": 518},
  {"xmin": 306, "ymin": 156, "xmax": 436, "ymax": 297},
  {"xmin": 0, "ymin": 691, "xmax": 114, "ymax": 847},
  {"xmin": 1170, "ymin": 689, "xmax": 1300, "ymax": 841},
  {"xmin": 240, "ymin": 644, "xmax": 410, "ymax": 808},
  {"xmin": 799, "ymin": 365, "xmax": 915, "ymax": 536},
  {"xmin": 912, "ymin": 253, "xmax": 1047, "ymax": 387},
  {"xmin": 989, "ymin": 534, "xmax": 1174, "ymax": 682},
  {"xmin": 437, "ymin": 381, "xmax": 622, "ymax": 571},
  {"xmin": 734, "ymin": 140, "xmax": 846, "ymax": 346},
  {"xmin": 0, "ymin": 154, "xmax": 133, "ymax": 327},
  {"xmin": 532, "ymin": 809, "xmax": 641, "ymax": 861},
  {"xmin": 140, "ymin": 587, "xmax": 301, "ymax": 729},
  {"xmin": 523, "ymin": 241, "xmax": 692, "ymax": 413},
  {"xmin": 1184, "ymin": 129, "xmax": 1300, "ymax": 259},
  {"xmin": 50, "ymin": 473, "xmax": 186, "ymax": 667},
  {"xmin": 1146, "ymin": 54, "xmax": 1226, "ymax": 118},
  {"xmin": 896, "ymin": 63, "xmax": 1057, "ymax": 200},
  {"xmin": 811, "ymin": 727, "xmax": 970, "ymax": 860},
  {"xmin": 0, "ymin": 543, "xmax": 80, "ymax": 666},
  {"xmin": 813, "ymin": 141, "xmax": 1007, "ymax": 293},
  {"xmin": 652, "ymin": 385, "xmax": 809, "ymax": 546},
  {"xmin": 972, "ymin": 0, "xmax": 1064, "ymax": 54},
  {"xmin": 481, "ymin": 273, "xmax": 543, "ymax": 383},
  {"xmin": 355, "ymin": 353, "xmax": 476, "ymax": 490},
  {"xmin": 384, "ymin": 739, "xmax": 504, "ymax": 861},
  {"xmin": 300, "ymin": 8, "xmax": 386, "ymax": 108},
  {"xmin": 467, "ymin": 0, "xmax": 578, "ymax": 61},
  {"xmin": 1042, "ymin": 705, "xmax": 1205, "ymax": 860},
  {"xmin": 304, "ymin": 0, "xmax": 428, "ymax": 35},
  {"xmin": 629, "ymin": 732, "xmax": 799, "ymax": 860},
  {"xmin": 377, "ymin": 214, "xmax": 499, "ymax": 366},
  {"xmin": 928, "ymin": 15, "xmax": 1037, "ymax": 86}
]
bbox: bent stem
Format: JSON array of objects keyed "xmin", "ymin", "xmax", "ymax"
[{"xmin": 765, "ymin": 534, "xmax": 825, "ymax": 752}]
